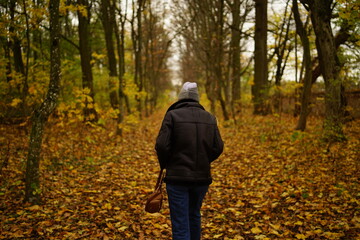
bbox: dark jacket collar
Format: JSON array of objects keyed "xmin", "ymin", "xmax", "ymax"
[{"xmin": 166, "ymin": 99, "xmax": 205, "ymax": 112}]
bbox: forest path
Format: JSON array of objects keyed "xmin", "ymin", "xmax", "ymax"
[{"xmin": 1, "ymin": 109, "xmax": 359, "ymax": 239}]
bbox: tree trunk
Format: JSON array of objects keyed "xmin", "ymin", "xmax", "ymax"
[
  {"xmin": 252, "ymin": 0, "xmax": 269, "ymax": 115},
  {"xmin": 0, "ymin": 2, "xmax": 13, "ymax": 85},
  {"xmin": 213, "ymin": 0, "xmax": 229, "ymax": 121},
  {"xmin": 293, "ymin": 0, "xmax": 312, "ymax": 131},
  {"xmin": 100, "ymin": 0, "xmax": 119, "ymax": 109},
  {"xmin": 78, "ymin": 0, "xmax": 98, "ymax": 122},
  {"xmin": 11, "ymin": 44, "xmax": 25, "ymax": 78},
  {"xmin": 273, "ymin": 1, "xmax": 292, "ymax": 112},
  {"xmin": 229, "ymin": 0, "xmax": 242, "ymax": 119},
  {"xmin": 205, "ymin": 70, "xmax": 216, "ymax": 114},
  {"xmin": 114, "ymin": 0, "xmax": 129, "ymax": 135},
  {"xmin": 306, "ymin": 0, "xmax": 344, "ymax": 141},
  {"xmin": 4, "ymin": 39, "xmax": 13, "ymax": 83},
  {"xmin": 25, "ymin": 0, "xmax": 61, "ymax": 204},
  {"xmin": 22, "ymin": 0, "xmax": 30, "ymax": 113},
  {"xmin": 9, "ymin": 0, "xmax": 25, "ymax": 93},
  {"xmin": 310, "ymin": 22, "xmax": 353, "ymax": 121},
  {"xmin": 131, "ymin": 0, "xmax": 144, "ymax": 118},
  {"xmin": 32, "ymin": 0, "xmax": 44, "ymax": 63},
  {"xmin": 274, "ymin": 0, "xmax": 291, "ymax": 87},
  {"xmin": 311, "ymin": 22, "xmax": 352, "ymax": 84}
]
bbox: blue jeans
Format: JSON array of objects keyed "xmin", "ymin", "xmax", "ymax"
[{"xmin": 166, "ymin": 183, "xmax": 209, "ymax": 240}]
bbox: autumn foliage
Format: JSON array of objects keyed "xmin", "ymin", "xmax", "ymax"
[{"xmin": 1, "ymin": 108, "xmax": 359, "ymax": 239}]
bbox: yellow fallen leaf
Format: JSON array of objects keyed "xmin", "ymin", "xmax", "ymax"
[
  {"xmin": 251, "ymin": 227, "xmax": 262, "ymax": 234},
  {"xmin": 270, "ymin": 229, "xmax": 280, "ymax": 236},
  {"xmin": 118, "ymin": 226, "xmax": 128, "ymax": 232},
  {"xmin": 214, "ymin": 233, "xmax": 223, "ymax": 238},
  {"xmin": 254, "ymin": 235, "xmax": 270, "ymax": 240},
  {"xmin": 27, "ymin": 205, "xmax": 41, "ymax": 211},
  {"xmin": 233, "ymin": 235, "xmax": 245, "ymax": 240},
  {"xmin": 296, "ymin": 233, "xmax": 307, "ymax": 239},
  {"xmin": 269, "ymin": 223, "xmax": 281, "ymax": 230},
  {"xmin": 323, "ymin": 232, "xmax": 345, "ymax": 239},
  {"xmin": 103, "ymin": 203, "xmax": 112, "ymax": 210},
  {"xmin": 295, "ymin": 221, "xmax": 303, "ymax": 226}
]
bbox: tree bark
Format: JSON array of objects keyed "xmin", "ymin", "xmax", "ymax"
[
  {"xmin": 311, "ymin": 22, "xmax": 353, "ymax": 84},
  {"xmin": 142, "ymin": 6, "xmax": 171, "ymax": 115},
  {"xmin": 252, "ymin": 0, "xmax": 269, "ymax": 115},
  {"xmin": 229, "ymin": 0, "xmax": 242, "ymax": 119},
  {"xmin": 100, "ymin": 0, "xmax": 119, "ymax": 109},
  {"xmin": 215, "ymin": 0, "xmax": 229, "ymax": 121},
  {"xmin": 131, "ymin": 0, "xmax": 145, "ymax": 118},
  {"xmin": 25, "ymin": 0, "xmax": 61, "ymax": 204},
  {"xmin": 3, "ymin": 39, "xmax": 13, "ymax": 83},
  {"xmin": 273, "ymin": 1, "xmax": 292, "ymax": 112},
  {"xmin": 78, "ymin": 0, "xmax": 98, "ymax": 122},
  {"xmin": 274, "ymin": 5, "xmax": 291, "ymax": 87},
  {"xmin": 114, "ymin": 0, "xmax": 130, "ymax": 135},
  {"xmin": 293, "ymin": 0, "xmax": 312, "ymax": 131},
  {"xmin": 305, "ymin": 0, "xmax": 344, "ymax": 141},
  {"xmin": 9, "ymin": 0, "xmax": 25, "ymax": 93},
  {"xmin": 22, "ymin": 0, "xmax": 30, "ymax": 112},
  {"xmin": 0, "ymin": 2, "xmax": 13, "ymax": 88}
]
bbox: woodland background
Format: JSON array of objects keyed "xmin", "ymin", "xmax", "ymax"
[{"xmin": 0, "ymin": 0, "xmax": 359, "ymax": 239}]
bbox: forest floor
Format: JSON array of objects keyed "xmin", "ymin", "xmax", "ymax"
[{"xmin": 0, "ymin": 108, "xmax": 360, "ymax": 239}]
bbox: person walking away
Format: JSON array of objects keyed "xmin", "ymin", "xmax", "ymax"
[{"xmin": 155, "ymin": 82, "xmax": 224, "ymax": 240}]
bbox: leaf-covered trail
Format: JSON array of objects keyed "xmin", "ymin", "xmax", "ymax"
[
  {"xmin": 1, "ymin": 111, "xmax": 167, "ymax": 239},
  {"xmin": 1, "ymin": 110, "xmax": 359, "ymax": 239}
]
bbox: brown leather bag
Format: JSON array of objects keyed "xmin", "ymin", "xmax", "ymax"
[{"xmin": 145, "ymin": 169, "xmax": 165, "ymax": 213}]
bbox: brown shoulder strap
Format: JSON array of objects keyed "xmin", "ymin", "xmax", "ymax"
[{"xmin": 154, "ymin": 169, "xmax": 165, "ymax": 191}]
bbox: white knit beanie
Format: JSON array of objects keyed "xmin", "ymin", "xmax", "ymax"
[{"xmin": 178, "ymin": 82, "xmax": 199, "ymax": 102}]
